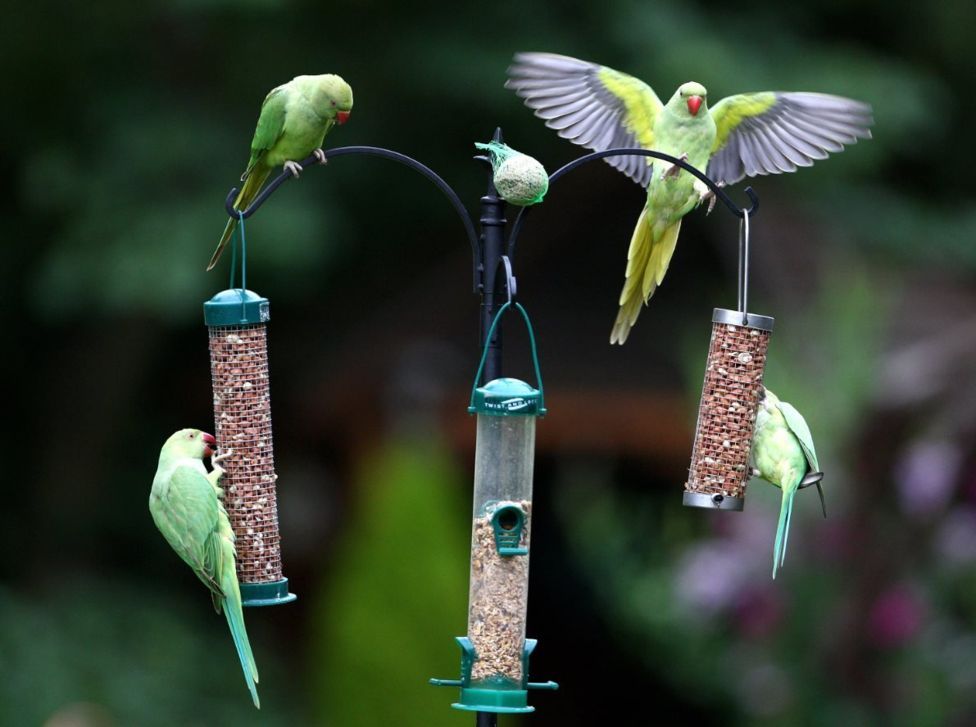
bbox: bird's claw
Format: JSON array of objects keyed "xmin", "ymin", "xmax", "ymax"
[
  {"xmin": 662, "ymin": 152, "xmax": 689, "ymax": 180},
  {"xmin": 312, "ymin": 148, "xmax": 328, "ymax": 165},
  {"xmin": 284, "ymin": 160, "xmax": 303, "ymax": 178},
  {"xmin": 212, "ymin": 448, "xmax": 233, "ymax": 465},
  {"xmin": 702, "ymin": 182, "xmax": 725, "ymax": 216}
]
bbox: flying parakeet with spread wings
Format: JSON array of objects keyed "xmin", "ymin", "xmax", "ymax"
[
  {"xmin": 208, "ymin": 73, "xmax": 354, "ymax": 271},
  {"xmin": 505, "ymin": 52, "xmax": 873, "ymax": 344},
  {"xmin": 149, "ymin": 429, "xmax": 261, "ymax": 708},
  {"xmin": 751, "ymin": 388, "xmax": 825, "ymax": 579}
]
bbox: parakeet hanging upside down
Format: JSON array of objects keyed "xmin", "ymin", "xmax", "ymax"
[
  {"xmin": 208, "ymin": 73, "xmax": 354, "ymax": 271},
  {"xmin": 149, "ymin": 428, "xmax": 261, "ymax": 708},
  {"xmin": 751, "ymin": 388, "xmax": 825, "ymax": 579},
  {"xmin": 505, "ymin": 52, "xmax": 873, "ymax": 343}
]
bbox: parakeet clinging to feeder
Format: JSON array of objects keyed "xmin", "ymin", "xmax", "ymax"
[
  {"xmin": 208, "ymin": 73, "xmax": 354, "ymax": 271},
  {"xmin": 505, "ymin": 52, "xmax": 873, "ymax": 344},
  {"xmin": 750, "ymin": 388, "xmax": 825, "ymax": 579},
  {"xmin": 149, "ymin": 428, "xmax": 261, "ymax": 708}
]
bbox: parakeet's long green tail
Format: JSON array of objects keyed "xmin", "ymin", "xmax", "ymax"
[
  {"xmin": 207, "ymin": 166, "xmax": 272, "ymax": 271},
  {"xmin": 610, "ymin": 209, "xmax": 681, "ymax": 344},
  {"xmin": 221, "ymin": 570, "xmax": 261, "ymax": 708},
  {"xmin": 772, "ymin": 488, "xmax": 796, "ymax": 580}
]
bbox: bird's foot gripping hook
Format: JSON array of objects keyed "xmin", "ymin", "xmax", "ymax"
[
  {"xmin": 312, "ymin": 148, "xmax": 328, "ymax": 165},
  {"xmin": 283, "ymin": 160, "xmax": 303, "ymax": 178}
]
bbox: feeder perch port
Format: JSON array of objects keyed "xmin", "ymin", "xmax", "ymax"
[
  {"xmin": 684, "ymin": 307, "xmax": 774, "ymax": 511},
  {"xmin": 204, "ymin": 288, "xmax": 296, "ymax": 606}
]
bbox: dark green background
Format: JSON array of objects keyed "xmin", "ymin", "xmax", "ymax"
[{"xmin": 4, "ymin": 1, "xmax": 976, "ymax": 724}]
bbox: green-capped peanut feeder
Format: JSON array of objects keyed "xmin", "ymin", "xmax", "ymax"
[
  {"xmin": 475, "ymin": 141, "xmax": 549, "ymax": 206},
  {"xmin": 204, "ymin": 288, "xmax": 296, "ymax": 607},
  {"xmin": 431, "ymin": 302, "xmax": 557, "ymax": 713}
]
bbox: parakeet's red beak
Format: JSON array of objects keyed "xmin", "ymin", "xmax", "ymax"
[
  {"xmin": 336, "ymin": 110, "xmax": 351, "ymax": 125},
  {"xmin": 687, "ymin": 96, "xmax": 703, "ymax": 116},
  {"xmin": 202, "ymin": 432, "xmax": 217, "ymax": 457}
]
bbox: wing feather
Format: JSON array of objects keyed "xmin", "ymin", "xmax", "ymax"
[
  {"xmin": 777, "ymin": 401, "xmax": 820, "ymax": 473},
  {"xmin": 152, "ymin": 464, "xmax": 225, "ymax": 598},
  {"xmin": 507, "ymin": 52, "xmax": 663, "ymax": 187},
  {"xmin": 708, "ymin": 91, "xmax": 873, "ymax": 186}
]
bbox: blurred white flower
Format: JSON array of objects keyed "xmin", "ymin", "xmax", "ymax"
[{"xmin": 896, "ymin": 440, "xmax": 961, "ymax": 516}]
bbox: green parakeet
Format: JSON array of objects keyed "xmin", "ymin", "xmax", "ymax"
[
  {"xmin": 506, "ymin": 53, "xmax": 873, "ymax": 344},
  {"xmin": 149, "ymin": 428, "xmax": 261, "ymax": 708},
  {"xmin": 208, "ymin": 73, "xmax": 354, "ymax": 271},
  {"xmin": 751, "ymin": 388, "xmax": 825, "ymax": 579}
]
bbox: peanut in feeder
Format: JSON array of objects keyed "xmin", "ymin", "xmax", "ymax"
[{"xmin": 204, "ymin": 287, "xmax": 296, "ymax": 607}]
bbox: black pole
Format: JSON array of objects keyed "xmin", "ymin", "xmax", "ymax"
[
  {"xmin": 475, "ymin": 129, "xmax": 509, "ymax": 727},
  {"xmin": 477, "ymin": 712, "xmax": 498, "ymax": 727},
  {"xmin": 478, "ymin": 127, "xmax": 508, "ymax": 384}
]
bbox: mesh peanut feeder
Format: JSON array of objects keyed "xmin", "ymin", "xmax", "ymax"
[
  {"xmin": 684, "ymin": 211, "xmax": 773, "ymax": 511},
  {"xmin": 431, "ymin": 302, "xmax": 557, "ymax": 713},
  {"xmin": 204, "ymin": 239, "xmax": 296, "ymax": 606}
]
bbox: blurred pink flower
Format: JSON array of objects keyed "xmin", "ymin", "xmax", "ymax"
[
  {"xmin": 867, "ymin": 584, "xmax": 925, "ymax": 648},
  {"xmin": 734, "ymin": 586, "xmax": 785, "ymax": 639}
]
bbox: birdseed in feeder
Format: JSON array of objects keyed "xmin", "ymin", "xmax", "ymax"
[
  {"xmin": 468, "ymin": 500, "xmax": 532, "ymax": 683},
  {"xmin": 685, "ymin": 309, "xmax": 773, "ymax": 507},
  {"xmin": 208, "ymin": 322, "xmax": 283, "ymax": 584},
  {"xmin": 475, "ymin": 141, "xmax": 548, "ymax": 206}
]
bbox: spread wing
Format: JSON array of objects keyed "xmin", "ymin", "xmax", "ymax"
[
  {"xmin": 151, "ymin": 463, "xmax": 225, "ymax": 599},
  {"xmin": 708, "ymin": 92, "xmax": 873, "ymax": 186},
  {"xmin": 243, "ymin": 85, "xmax": 289, "ymax": 180},
  {"xmin": 777, "ymin": 400, "xmax": 820, "ymax": 473},
  {"xmin": 506, "ymin": 52, "xmax": 663, "ymax": 187}
]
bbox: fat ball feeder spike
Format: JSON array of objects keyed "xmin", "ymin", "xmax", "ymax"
[{"xmin": 204, "ymin": 215, "xmax": 296, "ymax": 606}]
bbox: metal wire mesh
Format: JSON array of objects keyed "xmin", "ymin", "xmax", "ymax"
[
  {"xmin": 208, "ymin": 323, "xmax": 283, "ymax": 583},
  {"xmin": 685, "ymin": 316, "xmax": 771, "ymax": 501}
]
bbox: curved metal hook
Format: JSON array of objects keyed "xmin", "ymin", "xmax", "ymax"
[
  {"xmin": 496, "ymin": 255, "xmax": 516, "ymax": 304},
  {"xmin": 506, "ymin": 147, "xmax": 759, "ymax": 261},
  {"xmin": 223, "ymin": 146, "xmax": 480, "ymax": 289}
]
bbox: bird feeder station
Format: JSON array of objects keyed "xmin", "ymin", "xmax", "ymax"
[
  {"xmin": 432, "ymin": 301, "xmax": 557, "ymax": 713},
  {"xmin": 204, "ymin": 228, "xmax": 295, "ymax": 607},
  {"xmin": 683, "ymin": 212, "xmax": 773, "ymax": 511}
]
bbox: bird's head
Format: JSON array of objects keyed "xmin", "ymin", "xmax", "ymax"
[
  {"xmin": 162, "ymin": 428, "xmax": 217, "ymax": 460},
  {"xmin": 675, "ymin": 82, "xmax": 708, "ymax": 117},
  {"xmin": 313, "ymin": 74, "xmax": 354, "ymax": 125}
]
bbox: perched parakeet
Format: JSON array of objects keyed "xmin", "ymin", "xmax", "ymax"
[
  {"xmin": 506, "ymin": 53, "xmax": 873, "ymax": 343},
  {"xmin": 149, "ymin": 428, "xmax": 261, "ymax": 708},
  {"xmin": 208, "ymin": 74, "xmax": 354, "ymax": 271},
  {"xmin": 751, "ymin": 388, "xmax": 825, "ymax": 579}
]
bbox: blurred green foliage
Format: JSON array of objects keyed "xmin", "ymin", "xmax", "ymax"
[{"xmin": 310, "ymin": 439, "xmax": 468, "ymax": 726}]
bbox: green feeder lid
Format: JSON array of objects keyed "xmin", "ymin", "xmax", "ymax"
[
  {"xmin": 469, "ymin": 377, "xmax": 544, "ymax": 417},
  {"xmin": 204, "ymin": 289, "xmax": 270, "ymax": 326}
]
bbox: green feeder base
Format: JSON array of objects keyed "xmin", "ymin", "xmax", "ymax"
[
  {"xmin": 430, "ymin": 637, "xmax": 558, "ymax": 713},
  {"xmin": 241, "ymin": 578, "xmax": 297, "ymax": 607}
]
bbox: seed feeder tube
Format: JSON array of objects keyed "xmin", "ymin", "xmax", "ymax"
[
  {"xmin": 431, "ymin": 302, "xmax": 557, "ymax": 713},
  {"xmin": 684, "ymin": 210, "xmax": 773, "ymax": 511},
  {"xmin": 204, "ymin": 288, "xmax": 296, "ymax": 606}
]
